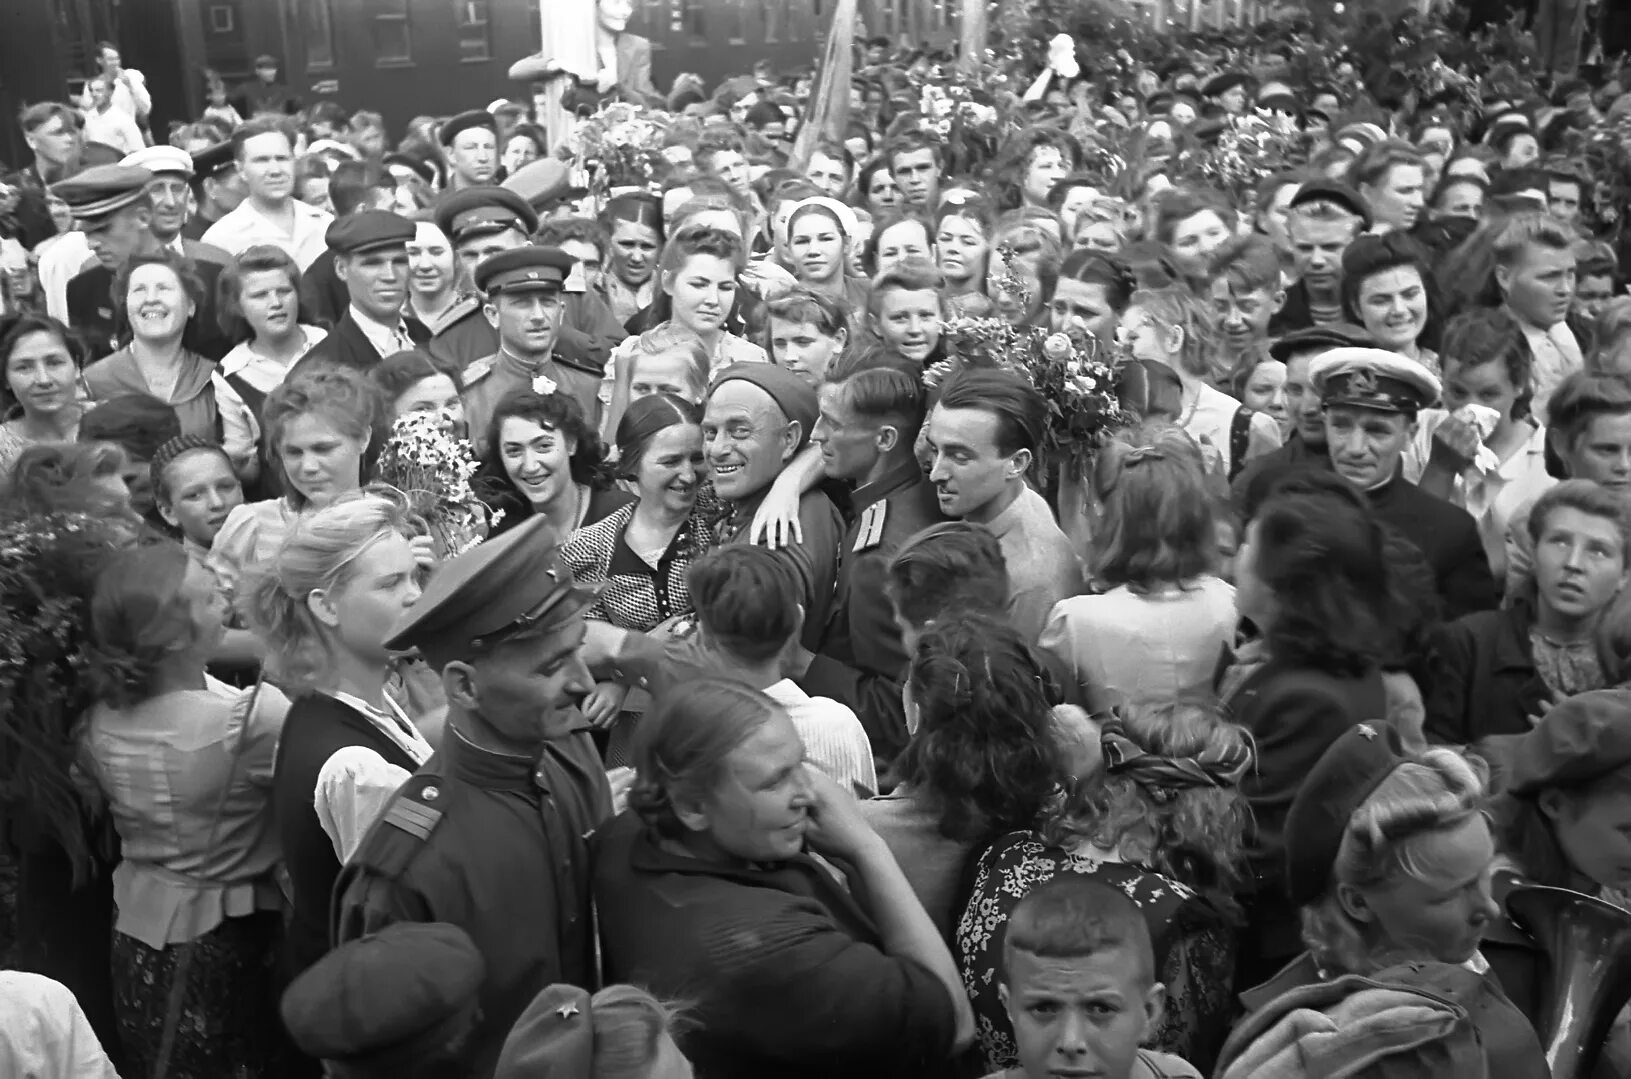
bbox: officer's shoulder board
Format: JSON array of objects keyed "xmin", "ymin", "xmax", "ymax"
[
  {"xmin": 351, "ymin": 773, "xmax": 447, "ymax": 879},
  {"xmin": 461, "ymin": 355, "xmax": 496, "ymax": 386},
  {"xmin": 853, "ymin": 500, "xmax": 888, "ymax": 552}
]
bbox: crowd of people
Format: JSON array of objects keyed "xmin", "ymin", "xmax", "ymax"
[{"xmin": 3, "ymin": 0, "xmax": 1631, "ymax": 1077}]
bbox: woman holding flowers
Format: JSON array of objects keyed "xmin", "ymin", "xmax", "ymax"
[{"xmin": 368, "ymin": 349, "xmax": 466, "ymax": 440}]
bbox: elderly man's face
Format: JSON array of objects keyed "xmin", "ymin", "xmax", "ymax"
[{"xmin": 702, "ymin": 380, "xmax": 797, "ymax": 502}]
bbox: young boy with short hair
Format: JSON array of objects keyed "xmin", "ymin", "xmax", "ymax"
[{"xmin": 987, "ymin": 876, "xmax": 1200, "ymax": 1079}]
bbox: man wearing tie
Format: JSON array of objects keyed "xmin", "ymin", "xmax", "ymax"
[
  {"xmin": 1496, "ymin": 212, "xmax": 1584, "ymax": 423},
  {"xmin": 290, "ymin": 210, "xmax": 429, "ymax": 376}
]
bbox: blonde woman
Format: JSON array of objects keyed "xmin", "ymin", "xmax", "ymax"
[
  {"xmin": 1237, "ymin": 723, "xmax": 1547, "ymax": 1079},
  {"xmin": 1119, "ymin": 286, "xmax": 1281, "ymax": 479},
  {"xmin": 1040, "ymin": 424, "xmax": 1235, "ymax": 713},
  {"xmin": 239, "ymin": 490, "xmax": 434, "ymax": 979}
]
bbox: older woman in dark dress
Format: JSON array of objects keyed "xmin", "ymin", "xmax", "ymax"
[{"xmin": 593, "ymin": 677, "xmax": 974, "ymax": 1079}]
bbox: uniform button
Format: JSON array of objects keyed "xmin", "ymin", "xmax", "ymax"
[{"xmin": 422, "ymin": 785, "xmax": 440, "ymax": 801}]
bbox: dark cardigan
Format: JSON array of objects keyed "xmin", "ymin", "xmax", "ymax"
[
  {"xmin": 270, "ymin": 692, "xmax": 422, "ymax": 978},
  {"xmin": 591, "ymin": 810, "xmax": 959, "ymax": 1079}
]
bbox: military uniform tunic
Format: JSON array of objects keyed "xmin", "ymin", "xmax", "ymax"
[
  {"xmin": 332, "ymin": 726, "xmax": 611, "ymax": 1079},
  {"xmin": 462, "ymin": 348, "xmax": 606, "ymax": 458}
]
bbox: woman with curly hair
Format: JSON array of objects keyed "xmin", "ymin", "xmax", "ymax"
[
  {"xmin": 1232, "ymin": 723, "xmax": 1546, "ymax": 1079},
  {"xmin": 1339, "ymin": 233, "xmax": 1443, "ymax": 375},
  {"xmin": 80, "ymin": 540, "xmax": 291, "ymax": 1076},
  {"xmin": 860, "ymin": 613, "xmax": 1068, "ymax": 937},
  {"xmin": 208, "ymin": 366, "xmax": 382, "ymax": 599},
  {"xmin": 1221, "ymin": 486, "xmax": 1393, "ymax": 988},
  {"xmin": 239, "ymin": 491, "xmax": 433, "ymax": 985},
  {"xmin": 475, "ymin": 387, "xmax": 632, "ymax": 539},
  {"xmin": 592, "ymin": 676, "xmax": 974, "ymax": 1078},
  {"xmin": 956, "ymin": 698, "xmax": 1251, "ymax": 1075}
]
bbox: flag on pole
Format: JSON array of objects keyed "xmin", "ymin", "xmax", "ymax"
[{"xmin": 790, "ymin": 0, "xmax": 859, "ymax": 171}]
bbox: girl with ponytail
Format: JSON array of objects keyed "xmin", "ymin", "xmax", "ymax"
[{"xmin": 240, "ymin": 489, "xmax": 435, "ymax": 981}]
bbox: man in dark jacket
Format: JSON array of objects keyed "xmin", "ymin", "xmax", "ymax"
[
  {"xmin": 334, "ymin": 516, "xmax": 612, "ymax": 1079},
  {"xmin": 288, "ymin": 210, "xmax": 428, "ymax": 377}
]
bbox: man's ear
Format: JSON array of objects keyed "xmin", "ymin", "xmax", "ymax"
[
  {"xmin": 1140, "ymin": 981, "xmax": 1167, "ymax": 1041},
  {"xmin": 441, "ymin": 661, "xmax": 480, "ymax": 711},
  {"xmin": 1008, "ymin": 447, "xmax": 1033, "ymax": 479},
  {"xmin": 781, "ymin": 420, "xmax": 802, "ymax": 463},
  {"xmin": 482, "ymin": 301, "xmax": 499, "ymax": 331},
  {"xmin": 1336, "ymin": 881, "xmax": 1377, "ymax": 924},
  {"xmin": 335, "ymin": 256, "xmax": 351, "ymax": 286}
]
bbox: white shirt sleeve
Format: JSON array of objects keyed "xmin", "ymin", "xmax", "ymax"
[
  {"xmin": 0, "ymin": 971, "xmax": 121, "ymax": 1079},
  {"xmin": 314, "ymin": 745, "xmax": 414, "ymax": 863},
  {"xmin": 210, "ymin": 371, "xmax": 260, "ymax": 478},
  {"xmin": 125, "ymin": 69, "xmax": 153, "ymax": 119}
]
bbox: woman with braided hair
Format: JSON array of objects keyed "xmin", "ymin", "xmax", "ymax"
[{"xmin": 955, "ymin": 698, "xmax": 1251, "ymax": 1076}]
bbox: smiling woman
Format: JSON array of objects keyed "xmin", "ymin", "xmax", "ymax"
[
  {"xmin": 0, "ymin": 313, "xmax": 86, "ymax": 479},
  {"xmin": 475, "ymin": 387, "xmax": 631, "ymax": 541},
  {"xmin": 82, "ymin": 252, "xmax": 218, "ymax": 441}
]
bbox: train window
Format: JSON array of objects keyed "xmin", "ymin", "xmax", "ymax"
[
  {"xmin": 683, "ymin": 0, "xmax": 707, "ymax": 43},
  {"xmin": 762, "ymin": 0, "xmax": 785, "ymax": 43},
  {"xmin": 372, "ymin": 0, "xmax": 413, "ymax": 65},
  {"xmin": 456, "ymin": 0, "xmax": 490, "ymax": 61},
  {"xmin": 302, "ymin": 0, "xmax": 336, "ymax": 69}
]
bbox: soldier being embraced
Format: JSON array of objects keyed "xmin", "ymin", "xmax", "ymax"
[{"xmin": 333, "ymin": 515, "xmax": 614, "ymax": 1079}]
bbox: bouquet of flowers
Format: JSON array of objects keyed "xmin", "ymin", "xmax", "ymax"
[
  {"xmin": 1175, "ymin": 110, "xmax": 1309, "ymax": 205},
  {"xmin": 374, "ymin": 409, "xmax": 494, "ymax": 558},
  {"xmin": 570, "ymin": 102, "xmax": 673, "ymax": 194},
  {"xmin": 926, "ymin": 315, "xmax": 1128, "ymax": 478},
  {"xmin": 0, "ymin": 509, "xmax": 128, "ymax": 880}
]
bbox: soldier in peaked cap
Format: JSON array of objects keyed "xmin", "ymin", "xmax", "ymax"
[
  {"xmin": 334, "ymin": 515, "xmax": 613, "ymax": 1079},
  {"xmin": 461, "ymin": 246, "xmax": 606, "ymax": 456},
  {"xmin": 54, "ymin": 163, "xmax": 233, "ymax": 359},
  {"xmin": 423, "ymin": 186, "xmax": 626, "ymax": 381},
  {"xmin": 1311, "ymin": 347, "xmax": 1496, "ymax": 618}
]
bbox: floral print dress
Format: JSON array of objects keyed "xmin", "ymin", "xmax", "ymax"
[{"xmin": 956, "ymin": 832, "xmax": 1237, "ymax": 1076}]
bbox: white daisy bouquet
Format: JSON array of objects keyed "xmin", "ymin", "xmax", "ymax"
[{"xmin": 374, "ymin": 409, "xmax": 494, "ymax": 558}]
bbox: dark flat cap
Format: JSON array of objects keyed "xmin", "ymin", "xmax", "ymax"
[
  {"xmin": 474, "ymin": 246, "xmax": 576, "ymax": 297},
  {"xmin": 52, "ymin": 164, "xmax": 154, "ymax": 220},
  {"xmin": 281, "ymin": 923, "xmax": 484, "ymax": 1068},
  {"xmin": 1257, "ymin": 93, "xmax": 1301, "ymax": 115},
  {"xmin": 1509, "ymin": 689, "xmax": 1631, "ymax": 795},
  {"xmin": 1269, "ymin": 322, "xmax": 1375, "ymax": 361},
  {"xmin": 1288, "ymin": 178, "xmax": 1374, "ymax": 229},
  {"xmin": 326, "ymin": 210, "xmax": 415, "ymax": 256},
  {"xmin": 710, "ymin": 363, "xmax": 820, "ymax": 450},
  {"xmin": 1285, "ymin": 722, "xmax": 1407, "ymax": 906},
  {"xmin": 385, "ymin": 514, "xmax": 601, "ymax": 666},
  {"xmin": 191, "ymin": 141, "xmax": 236, "ymax": 180},
  {"xmin": 494, "ymin": 985, "xmax": 595, "ymax": 1079},
  {"xmin": 434, "ymin": 185, "xmax": 538, "ymax": 244},
  {"xmin": 439, "ymin": 109, "xmax": 497, "ymax": 147},
  {"xmin": 384, "ymin": 151, "xmax": 437, "ymax": 187}
]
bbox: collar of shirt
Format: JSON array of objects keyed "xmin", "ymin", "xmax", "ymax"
[
  {"xmin": 498, "ymin": 346, "xmax": 557, "ymax": 376},
  {"xmin": 444, "ymin": 723, "xmax": 541, "ymax": 793},
  {"xmin": 982, "ymin": 483, "xmax": 1034, "ymax": 540},
  {"xmin": 349, "ymin": 304, "xmax": 413, "ymax": 358},
  {"xmin": 326, "ymin": 689, "xmax": 433, "ymax": 766}
]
